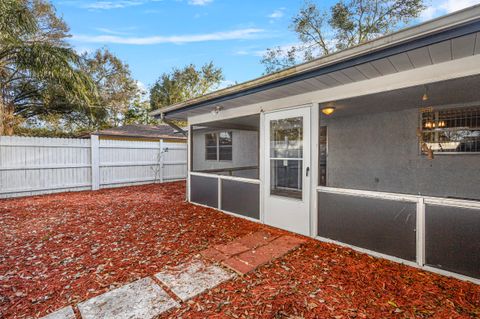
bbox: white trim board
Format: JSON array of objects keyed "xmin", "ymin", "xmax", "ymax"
[
  {"xmin": 317, "ymin": 186, "xmax": 480, "ymax": 210},
  {"xmin": 189, "ymin": 171, "xmax": 260, "ymax": 185}
]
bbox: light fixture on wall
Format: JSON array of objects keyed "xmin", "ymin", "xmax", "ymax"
[
  {"xmin": 211, "ymin": 105, "xmax": 224, "ymax": 116},
  {"xmin": 422, "ymin": 86, "xmax": 429, "ymax": 101},
  {"xmin": 321, "ymin": 106, "xmax": 336, "ymax": 115}
]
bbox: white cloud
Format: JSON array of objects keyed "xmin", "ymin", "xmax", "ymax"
[
  {"xmin": 440, "ymin": 0, "xmax": 480, "ymax": 12},
  {"xmin": 94, "ymin": 27, "xmax": 134, "ymax": 35},
  {"xmin": 419, "ymin": 0, "xmax": 480, "ymax": 21},
  {"xmin": 268, "ymin": 8, "xmax": 285, "ymax": 19},
  {"xmin": 72, "ymin": 28, "xmax": 265, "ymax": 45},
  {"xmin": 188, "ymin": 0, "xmax": 213, "ymax": 6},
  {"xmin": 83, "ymin": 1, "xmax": 144, "ymax": 10}
]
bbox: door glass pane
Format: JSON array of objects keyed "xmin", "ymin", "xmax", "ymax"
[
  {"xmin": 270, "ymin": 116, "xmax": 303, "ymax": 199},
  {"xmin": 270, "ymin": 117, "xmax": 303, "ymax": 158},
  {"xmin": 270, "ymin": 159, "xmax": 302, "ymax": 199}
]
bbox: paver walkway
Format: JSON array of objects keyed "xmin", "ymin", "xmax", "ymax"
[
  {"xmin": 39, "ymin": 231, "xmax": 304, "ymax": 319},
  {"xmin": 201, "ymin": 231, "xmax": 306, "ymax": 274}
]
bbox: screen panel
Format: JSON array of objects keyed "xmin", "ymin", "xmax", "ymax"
[
  {"xmin": 425, "ymin": 204, "xmax": 480, "ymax": 279},
  {"xmin": 318, "ymin": 192, "xmax": 417, "ymax": 261},
  {"xmin": 190, "ymin": 175, "xmax": 218, "ymax": 208},
  {"xmin": 221, "ymin": 179, "xmax": 260, "ymax": 219}
]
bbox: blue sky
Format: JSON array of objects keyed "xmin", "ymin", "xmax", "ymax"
[{"xmin": 53, "ymin": 0, "xmax": 480, "ymax": 91}]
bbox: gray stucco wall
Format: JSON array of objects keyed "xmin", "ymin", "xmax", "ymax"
[
  {"xmin": 323, "ymin": 108, "xmax": 480, "ymax": 200},
  {"xmin": 192, "ymin": 129, "xmax": 258, "ymax": 172}
]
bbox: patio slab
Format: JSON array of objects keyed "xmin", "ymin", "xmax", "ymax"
[
  {"xmin": 40, "ymin": 306, "xmax": 75, "ymax": 319},
  {"xmin": 155, "ymin": 260, "xmax": 234, "ymax": 301},
  {"xmin": 77, "ymin": 277, "xmax": 178, "ymax": 319},
  {"xmin": 201, "ymin": 231, "xmax": 306, "ymax": 275},
  {"xmin": 236, "ymin": 230, "xmax": 280, "ymax": 249},
  {"xmin": 200, "ymin": 247, "xmax": 229, "ymax": 262}
]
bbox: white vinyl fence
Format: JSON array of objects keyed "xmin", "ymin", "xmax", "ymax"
[{"xmin": 0, "ymin": 135, "xmax": 187, "ymax": 199}]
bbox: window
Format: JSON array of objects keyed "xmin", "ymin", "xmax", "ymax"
[
  {"xmin": 218, "ymin": 131, "xmax": 233, "ymax": 160},
  {"xmin": 420, "ymin": 106, "xmax": 480, "ymax": 154},
  {"xmin": 205, "ymin": 131, "xmax": 233, "ymax": 161},
  {"xmin": 205, "ymin": 133, "xmax": 217, "ymax": 160}
]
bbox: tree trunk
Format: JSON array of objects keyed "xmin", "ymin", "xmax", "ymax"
[
  {"xmin": 2, "ymin": 104, "xmax": 16, "ymax": 136},
  {"xmin": 0, "ymin": 100, "xmax": 5, "ymax": 136}
]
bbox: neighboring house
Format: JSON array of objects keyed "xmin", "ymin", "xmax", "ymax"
[
  {"xmin": 91, "ymin": 124, "xmax": 187, "ymax": 143},
  {"xmin": 152, "ymin": 6, "xmax": 480, "ymax": 284}
]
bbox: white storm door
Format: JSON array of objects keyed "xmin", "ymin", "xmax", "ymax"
[{"xmin": 264, "ymin": 106, "xmax": 311, "ymax": 235}]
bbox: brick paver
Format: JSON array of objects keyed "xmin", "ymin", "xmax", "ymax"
[{"xmin": 201, "ymin": 231, "xmax": 306, "ymax": 275}]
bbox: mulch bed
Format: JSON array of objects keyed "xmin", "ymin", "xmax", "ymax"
[{"xmin": 0, "ymin": 182, "xmax": 479, "ymax": 318}]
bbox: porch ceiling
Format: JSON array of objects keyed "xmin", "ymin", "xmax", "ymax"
[
  {"xmin": 157, "ymin": 6, "xmax": 480, "ymax": 121},
  {"xmin": 323, "ymin": 74, "xmax": 480, "ymax": 119}
]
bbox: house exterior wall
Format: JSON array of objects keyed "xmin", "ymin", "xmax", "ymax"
[
  {"xmin": 322, "ymin": 107, "xmax": 480, "ymax": 201},
  {"xmin": 192, "ymin": 129, "xmax": 258, "ymax": 172}
]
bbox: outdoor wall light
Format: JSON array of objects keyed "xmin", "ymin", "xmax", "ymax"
[{"xmin": 321, "ymin": 106, "xmax": 336, "ymax": 115}]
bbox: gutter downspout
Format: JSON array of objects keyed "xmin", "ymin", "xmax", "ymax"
[{"xmin": 160, "ymin": 113, "xmax": 187, "ymax": 137}]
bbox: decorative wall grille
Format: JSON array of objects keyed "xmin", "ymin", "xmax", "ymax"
[{"xmin": 420, "ymin": 106, "xmax": 480, "ymax": 153}]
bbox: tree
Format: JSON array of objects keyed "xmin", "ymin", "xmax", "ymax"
[
  {"xmin": 261, "ymin": 0, "xmax": 426, "ymax": 74},
  {"xmin": 123, "ymin": 93, "xmax": 157, "ymax": 126},
  {"xmin": 0, "ymin": 0, "xmax": 96, "ymax": 135},
  {"xmin": 150, "ymin": 62, "xmax": 224, "ymax": 110},
  {"xmin": 79, "ymin": 48, "xmax": 139, "ymax": 128}
]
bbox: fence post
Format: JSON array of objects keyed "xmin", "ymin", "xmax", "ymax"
[
  {"xmin": 91, "ymin": 135, "xmax": 100, "ymax": 190},
  {"xmin": 159, "ymin": 139, "xmax": 164, "ymax": 183}
]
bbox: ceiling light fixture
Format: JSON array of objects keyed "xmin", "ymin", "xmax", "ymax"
[
  {"xmin": 321, "ymin": 106, "xmax": 336, "ymax": 115},
  {"xmin": 422, "ymin": 86, "xmax": 429, "ymax": 101}
]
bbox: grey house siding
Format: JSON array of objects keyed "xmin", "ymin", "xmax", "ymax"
[
  {"xmin": 318, "ymin": 192, "xmax": 417, "ymax": 261},
  {"xmin": 425, "ymin": 204, "xmax": 480, "ymax": 279},
  {"xmin": 323, "ymin": 107, "xmax": 480, "ymax": 201}
]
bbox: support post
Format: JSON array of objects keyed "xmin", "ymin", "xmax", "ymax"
[
  {"xmin": 218, "ymin": 177, "xmax": 222, "ymax": 210},
  {"xmin": 416, "ymin": 197, "xmax": 426, "ymax": 266},
  {"xmin": 159, "ymin": 139, "xmax": 164, "ymax": 183},
  {"xmin": 90, "ymin": 134, "xmax": 100, "ymax": 190},
  {"xmin": 187, "ymin": 124, "xmax": 192, "ymax": 202}
]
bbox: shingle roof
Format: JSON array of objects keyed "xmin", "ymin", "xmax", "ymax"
[{"xmin": 92, "ymin": 124, "xmax": 186, "ymax": 140}]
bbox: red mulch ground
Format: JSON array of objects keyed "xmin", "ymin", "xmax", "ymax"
[{"xmin": 0, "ymin": 182, "xmax": 479, "ymax": 318}]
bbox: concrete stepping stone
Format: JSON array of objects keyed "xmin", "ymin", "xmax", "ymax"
[
  {"xmin": 40, "ymin": 306, "xmax": 75, "ymax": 319},
  {"xmin": 77, "ymin": 277, "xmax": 178, "ymax": 319},
  {"xmin": 155, "ymin": 260, "xmax": 234, "ymax": 301}
]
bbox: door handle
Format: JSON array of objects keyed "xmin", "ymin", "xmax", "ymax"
[{"xmin": 306, "ymin": 166, "xmax": 310, "ymax": 177}]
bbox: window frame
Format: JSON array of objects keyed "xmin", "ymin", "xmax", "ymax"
[{"xmin": 204, "ymin": 131, "xmax": 233, "ymax": 161}]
